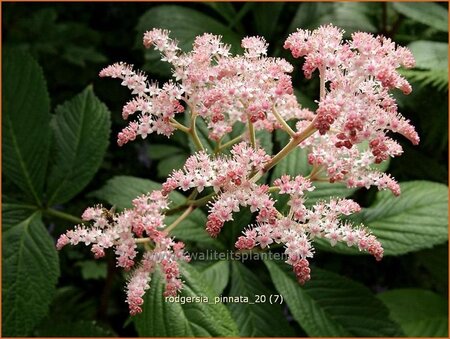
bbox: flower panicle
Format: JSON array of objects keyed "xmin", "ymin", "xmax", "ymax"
[
  {"xmin": 58, "ymin": 25, "xmax": 420, "ymax": 315},
  {"xmin": 284, "ymin": 24, "xmax": 419, "ymax": 195},
  {"xmin": 101, "ymin": 28, "xmax": 313, "ymax": 146},
  {"xmin": 56, "ymin": 192, "xmax": 189, "ymax": 315},
  {"xmin": 236, "ymin": 174, "xmax": 383, "ymax": 283}
]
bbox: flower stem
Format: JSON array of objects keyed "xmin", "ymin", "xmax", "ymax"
[
  {"xmin": 171, "ymin": 112, "xmax": 205, "ymax": 152},
  {"xmin": 135, "ymin": 237, "xmax": 151, "ymax": 244},
  {"xmin": 268, "ymin": 186, "xmax": 279, "ymax": 193},
  {"xmin": 44, "ymin": 208, "xmax": 83, "ymax": 224},
  {"xmin": 247, "ymin": 116, "xmax": 256, "ymax": 148},
  {"xmin": 187, "ymin": 192, "xmax": 216, "ymax": 206},
  {"xmin": 272, "ymin": 106, "xmax": 296, "ymax": 137},
  {"xmin": 216, "ymin": 134, "xmax": 243, "ymax": 153},
  {"xmin": 170, "ymin": 118, "xmax": 190, "ymax": 133},
  {"xmin": 165, "ymin": 205, "xmax": 194, "ymax": 233},
  {"xmin": 319, "ymin": 66, "xmax": 326, "ymax": 100},
  {"xmin": 251, "ymin": 121, "xmax": 317, "ymax": 182},
  {"xmin": 189, "ymin": 113, "xmax": 205, "ymax": 151},
  {"xmin": 306, "ymin": 165, "xmax": 324, "ymax": 181}
]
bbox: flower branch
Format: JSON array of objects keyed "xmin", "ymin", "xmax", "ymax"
[{"xmin": 58, "ymin": 25, "xmax": 419, "ymax": 316}]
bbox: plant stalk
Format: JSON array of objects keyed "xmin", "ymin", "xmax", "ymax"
[
  {"xmin": 45, "ymin": 208, "xmax": 83, "ymax": 224},
  {"xmin": 165, "ymin": 205, "xmax": 194, "ymax": 233},
  {"xmin": 247, "ymin": 116, "xmax": 256, "ymax": 148},
  {"xmin": 272, "ymin": 106, "xmax": 296, "ymax": 137}
]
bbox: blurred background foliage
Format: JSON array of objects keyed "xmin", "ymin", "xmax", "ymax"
[{"xmin": 2, "ymin": 2, "xmax": 448, "ymax": 337}]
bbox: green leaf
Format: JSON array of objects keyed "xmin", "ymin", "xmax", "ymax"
[
  {"xmin": 170, "ymin": 211, "xmax": 224, "ymax": 250},
  {"xmin": 9, "ymin": 8, "xmax": 106, "ymax": 68},
  {"xmin": 358, "ymin": 181, "xmax": 448, "ymax": 255},
  {"xmin": 378, "ymin": 289, "xmax": 448, "ymax": 337},
  {"xmin": 3, "ymin": 50, "xmax": 50, "ymax": 205},
  {"xmin": 229, "ymin": 262, "xmax": 294, "ymax": 337},
  {"xmin": 148, "ymin": 144, "xmax": 184, "ymax": 160},
  {"xmin": 2, "ymin": 212, "xmax": 60, "ymax": 337},
  {"xmin": 390, "ymin": 144, "xmax": 447, "ymax": 182},
  {"xmin": 75, "ymin": 261, "xmax": 107, "ymax": 280},
  {"xmin": 134, "ymin": 264, "xmax": 239, "ymax": 337},
  {"xmin": 194, "ymin": 260, "xmax": 230, "ymax": 295},
  {"xmin": 157, "ymin": 154, "xmax": 188, "ymax": 178},
  {"xmin": 35, "ymin": 319, "xmax": 114, "ymax": 337},
  {"xmin": 136, "ymin": 5, "xmax": 242, "ymax": 77},
  {"xmin": 399, "ymin": 84, "xmax": 448, "ymax": 153},
  {"xmin": 252, "ymin": 3, "xmax": 285, "ymax": 40},
  {"xmin": 255, "ymin": 129, "xmax": 274, "ymax": 156},
  {"xmin": 393, "ymin": 2, "xmax": 448, "ymax": 32},
  {"xmin": 294, "ymin": 88, "xmax": 317, "ymax": 111},
  {"xmin": 62, "ymin": 45, "xmax": 107, "ymax": 67},
  {"xmin": 2, "ymin": 201, "xmax": 38, "ymax": 232},
  {"xmin": 203, "ymin": 3, "xmax": 237, "ymax": 24},
  {"xmin": 265, "ymin": 260, "xmax": 402, "ymax": 337},
  {"xmin": 271, "ymin": 147, "xmax": 310, "ymax": 180},
  {"xmin": 408, "ymin": 41, "xmax": 448, "ymax": 70},
  {"xmin": 46, "ymin": 87, "xmax": 111, "ymax": 205},
  {"xmin": 229, "ymin": 3, "xmax": 256, "ymax": 30},
  {"xmin": 415, "ymin": 245, "xmax": 448, "ymax": 289},
  {"xmin": 90, "ymin": 175, "xmax": 162, "ymax": 209},
  {"xmin": 91, "ymin": 176, "xmax": 221, "ymax": 249},
  {"xmin": 220, "ymin": 207, "xmax": 253, "ymax": 246},
  {"xmin": 42, "ymin": 286, "xmax": 98, "ymax": 321},
  {"xmin": 288, "ymin": 3, "xmax": 377, "ymax": 35},
  {"xmin": 401, "ymin": 69, "xmax": 448, "ymax": 91}
]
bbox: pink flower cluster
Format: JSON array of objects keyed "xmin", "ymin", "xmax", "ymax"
[
  {"xmin": 162, "ymin": 142, "xmax": 275, "ymax": 237},
  {"xmin": 99, "ymin": 63, "xmax": 184, "ymax": 145},
  {"xmin": 58, "ymin": 25, "xmax": 419, "ymax": 315},
  {"xmin": 56, "ymin": 191, "xmax": 189, "ymax": 315},
  {"xmin": 235, "ymin": 173, "xmax": 383, "ymax": 284},
  {"xmin": 284, "ymin": 25, "xmax": 418, "ymax": 195},
  {"xmin": 104, "ymin": 29, "xmax": 313, "ymax": 143},
  {"xmin": 163, "ymin": 143, "xmax": 383, "ymax": 284}
]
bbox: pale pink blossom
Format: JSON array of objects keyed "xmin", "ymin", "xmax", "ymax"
[
  {"xmin": 56, "ymin": 190, "xmax": 189, "ymax": 314},
  {"xmin": 236, "ymin": 175, "xmax": 383, "ymax": 284},
  {"xmin": 59, "ymin": 25, "xmax": 419, "ymax": 311},
  {"xmin": 163, "ymin": 142, "xmax": 276, "ymax": 237},
  {"xmin": 104, "ymin": 29, "xmax": 314, "ymax": 145},
  {"xmin": 284, "ymin": 25, "xmax": 418, "ymax": 194},
  {"xmin": 99, "ymin": 63, "xmax": 184, "ymax": 145}
]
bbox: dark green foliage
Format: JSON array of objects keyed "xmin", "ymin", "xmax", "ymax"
[
  {"xmin": 265, "ymin": 260, "xmax": 403, "ymax": 337},
  {"xmin": 3, "ymin": 50, "xmax": 51, "ymax": 205},
  {"xmin": 133, "ymin": 264, "xmax": 239, "ymax": 337},
  {"xmin": 2, "ymin": 211, "xmax": 59, "ymax": 337},
  {"xmin": 46, "ymin": 87, "xmax": 111, "ymax": 205},
  {"xmin": 2, "ymin": 51, "xmax": 112, "ymax": 336},
  {"xmin": 229, "ymin": 262, "xmax": 295, "ymax": 337},
  {"xmin": 378, "ymin": 289, "xmax": 448, "ymax": 337},
  {"xmin": 314, "ymin": 181, "xmax": 448, "ymax": 256}
]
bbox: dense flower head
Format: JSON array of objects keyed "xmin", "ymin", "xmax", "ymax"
[
  {"xmin": 284, "ymin": 24, "xmax": 415, "ymax": 90},
  {"xmin": 284, "ymin": 24, "xmax": 419, "ymax": 194},
  {"xmin": 102, "ymin": 29, "xmax": 313, "ymax": 145},
  {"xmin": 100, "ymin": 62, "xmax": 184, "ymax": 145},
  {"xmin": 303, "ymin": 133, "xmax": 403, "ymax": 195},
  {"xmin": 56, "ymin": 191, "xmax": 189, "ymax": 315},
  {"xmin": 58, "ymin": 25, "xmax": 420, "ymax": 315},
  {"xmin": 163, "ymin": 142, "xmax": 276, "ymax": 236},
  {"xmin": 236, "ymin": 174, "xmax": 383, "ymax": 284},
  {"xmin": 162, "ymin": 143, "xmax": 384, "ymax": 283}
]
